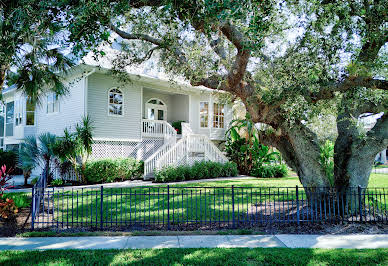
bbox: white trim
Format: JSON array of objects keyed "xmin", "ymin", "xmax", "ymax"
[
  {"xmin": 107, "ymin": 87, "xmax": 124, "ymax": 117},
  {"xmin": 199, "ymin": 101, "xmax": 209, "ymax": 128},
  {"xmin": 93, "ymin": 137, "xmax": 141, "ymax": 142},
  {"xmin": 83, "ymin": 69, "xmax": 95, "ymax": 116}
]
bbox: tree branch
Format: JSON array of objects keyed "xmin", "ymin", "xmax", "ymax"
[
  {"xmin": 219, "ymin": 21, "xmax": 251, "ymax": 90},
  {"xmin": 109, "ymin": 22, "xmax": 163, "ymax": 46},
  {"xmin": 307, "ymin": 77, "xmax": 388, "ymax": 103}
]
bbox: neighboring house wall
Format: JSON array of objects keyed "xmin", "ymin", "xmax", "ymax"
[
  {"xmin": 87, "ymin": 73, "xmax": 142, "ymax": 141},
  {"xmin": 36, "ymin": 75, "xmax": 85, "ymax": 136}
]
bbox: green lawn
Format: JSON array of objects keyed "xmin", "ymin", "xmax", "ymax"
[
  {"xmin": 0, "ymin": 248, "xmax": 387, "ymax": 265},
  {"xmin": 40, "ymin": 173, "xmax": 388, "ymax": 227}
]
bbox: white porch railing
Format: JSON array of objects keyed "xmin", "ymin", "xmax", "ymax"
[
  {"xmin": 143, "ymin": 120, "xmax": 177, "ymax": 177},
  {"xmin": 142, "ymin": 119, "xmax": 177, "ymax": 139},
  {"xmin": 156, "ymin": 134, "xmax": 228, "ymax": 171}
]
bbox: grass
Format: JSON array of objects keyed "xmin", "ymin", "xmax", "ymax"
[
  {"xmin": 375, "ymin": 164, "xmax": 388, "ymax": 169},
  {"xmin": 38, "ymin": 173, "xmax": 387, "ymax": 227},
  {"xmin": 17, "ymin": 229, "xmax": 263, "ymax": 238},
  {"xmin": 0, "ymin": 248, "xmax": 387, "ymax": 265}
]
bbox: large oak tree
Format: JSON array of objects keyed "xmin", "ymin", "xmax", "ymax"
[{"xmin": 66, "ymin": 0, "xmax": 387, "ymax": 192}]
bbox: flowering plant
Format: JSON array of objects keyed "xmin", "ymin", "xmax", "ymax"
[
  {"xmin": 0, "ymin": 165, "xmax": 17, "ymax": 219},
  {"xmin": 0, "ymin": 165, "xmax": 13, "ymax": 195}
]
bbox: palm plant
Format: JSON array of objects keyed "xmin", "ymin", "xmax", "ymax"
[
  {"xmin": 38, "ymin": 133, "xmax": 58, "ymax": 183},
  {"xmin": 17, "ymin": 133, "xmax": 57, "ymax": 185},
  {"xmin": 225, "ymin": 114, "xmax": 279, "ymax": 175},
  {"xmin": 53, "ymin": 116, "xmax": 94, "ymax": 183},
  {"xmin": 18, "ymin": 136, "xmax": 39, "ymax": 186}
]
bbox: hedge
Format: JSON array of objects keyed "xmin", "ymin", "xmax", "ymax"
[
  {"xmin": 0, "ymin": 150, "xmax": 22, "ymax": 175},
  {"xmin": 250, "ymin": 164, "xmax": 288, "ymax": 178},
  {"xmin": 154, "ymin": 161, "xmax": 238, "ymax": 183},
  {"xmin": 83, "ymin": 158, "xmax": 144, "ymax": 184}
]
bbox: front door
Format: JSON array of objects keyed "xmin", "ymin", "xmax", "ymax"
[{"xmin": 146, "ymin": 98, "xmax": 167, "ymax": 121}]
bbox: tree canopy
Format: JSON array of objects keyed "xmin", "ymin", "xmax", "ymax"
[{"xmin": 0, "ymin": 0, "xmax": 73, "ymax": 101}]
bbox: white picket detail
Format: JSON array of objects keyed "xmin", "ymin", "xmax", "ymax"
[
  {"xmin": 156, "ymin": 134, "xmax": 228, "ymax": 171},
  {"xmin": 143, "ymin": 120, "xmax": 177, "ymax": 176},
  {"xmin": 142, "ymin": 119, "xmax": 177, "ymax": 139}
]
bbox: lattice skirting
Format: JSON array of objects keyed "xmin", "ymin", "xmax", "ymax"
[{"xmin": 90, "ymin": 138, "xmax": 164, "ymax": 161}]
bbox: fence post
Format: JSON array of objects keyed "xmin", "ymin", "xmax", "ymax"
[
  {"xmin": 296, "ymin": 185, "xmax": 300, "ymax": 225},
  {"xmin": 358, "ymin": 185, "xmax": 363, "ymax": 223},
  {"xmin": 167, "ymin": 185, "xmax": 170, "ymax": 230},
  {"xmin": 100, "ymin": 186, "xmax": 104, "ymax": 230},
  {"xmin": 31, "ymin": 186, "xmax": 35, "ymax": 230},
  {"xmin": 232, "ymin": 185, "xmax": 235, "ymax": 228}
]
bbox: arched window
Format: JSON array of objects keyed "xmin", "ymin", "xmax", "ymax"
[{"xmin": 108, "ymin": 88, "xmax": 123, "ymax": 116}]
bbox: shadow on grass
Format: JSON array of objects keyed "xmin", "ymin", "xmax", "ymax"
[{"xmin": 1, "ymin": 248, "xmax": 388, "ymax": 265}]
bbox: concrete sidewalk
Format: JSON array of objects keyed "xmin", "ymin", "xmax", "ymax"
[
  {"xmin": 6, "ymin": 176, "xmax": 254, "ymax": 193},
  {"xmin": 1, "ymin": 234, "xmax": 388, "ymax": 250}
]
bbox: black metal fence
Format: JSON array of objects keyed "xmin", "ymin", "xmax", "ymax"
[{"xmin": 31, "ymin": 184, "xmax": 388, "ymax": 230}]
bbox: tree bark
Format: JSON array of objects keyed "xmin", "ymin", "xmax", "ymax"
[{"xmin": 260, "ymin": 124, "xmax": 331, "ymax": 190}]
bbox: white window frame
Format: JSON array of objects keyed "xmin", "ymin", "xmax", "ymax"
[
  {"xmin": 212, "ymin": 102, "xmax": 225, "ymax": 129},
  {"xmin": 199, "ymin": 101, "xmax": 209, "ymax": 128},
  {"xmin": 108, "ymin": 87, "xmax": 124, "ymax": 117},
  {"xmin": 46, "ymin": 93, "xmax": 59, "ymax": 114},
  {"xmin": 145, "ymin": 98, "xmax": 167, "ymax": 121},
  {"xmin": 14, "ymin": 99, "xmax": 23, "ymax": 126}
]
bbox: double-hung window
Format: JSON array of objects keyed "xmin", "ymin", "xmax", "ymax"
[
  {"xmin": 200, "ymin": 102, "xmax": 209, "ymax": 128},
  {"xmin": 26, "ymin": 99, "xmax": 35, "ymax": 125},
  {"xmin": 213, "ymin": 103, "xmax": 225, "ymax": 128},
  {"xmin": 47, "ymin": 93, "xmax": 59, "ymax": 114}
]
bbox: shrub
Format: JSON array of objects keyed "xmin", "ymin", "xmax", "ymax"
[
  {"xmin": 154, "ymin": 161, "xmax": 238, "ymax": 183},
  {"xmin": 0, "ymin": 197, "xmax": 18, "ymax": 219},
  {"xmin": 250, "ymin": 164, "xmax": 288, "ymax": 178},
  {"xmin": 0, "ymin": 150, "xmax": 22, "ymax": 175},
  {"xmin": 83, "ymin": 158, "xmax": 144, "ymax": 184},
  {"xmin": 50, "ymin": 179, "xmax": 64, "ymax": 187},
  {"xmin": 171, "ymin": 121, "xmax": 185, "ymax": 134}
]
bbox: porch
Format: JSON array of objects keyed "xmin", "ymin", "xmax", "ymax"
[{"xmin": 142, "ymin": 87, "xmax": 190, "ymax": 128}]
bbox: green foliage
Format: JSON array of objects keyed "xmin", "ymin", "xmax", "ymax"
[
  {"xmin": 251, "ymin": 164, "xmax": 288, "ymax": 178},
  {"xmin": 171, "ymin": 121, "xmax": 185, "ymax": 134},
  {"xmin": 1, "ymin": 1, "xmax": 74, "ymax": 101},
  {"xmin": 319, "ymin": 140, "xmax": 334, "ymax": 187},
  {"xmin": 0, "ymin": 150, "xmax": 18, "ymax": 174},
  {"xmin": 53, "ymin": 116, "xmax": 94, "ymax": 183},
  {"xmin": 0, "ymin": 197, "xmax": 18, "ymax": 219},
  {"xmin": 83, "ymin": 158, "xmax": 144, "ymax": 184},
  {"xmin": 3, "ymin": 193, "xmax": 30, "ymax": 208},
  {"xmin": 225, "ymin": 116, "xmax": 279, "ymax": 175},
  {"xmin": 154, "ymin": 161, "xmax": 238, "ymax": 183},
  {"xmin": 50, "ymin": 179, "xmax": 64, "ymax": 187},
  {"xmin": 18, "ymin": 136, "xmax": 40, "ymax": 185},
  {"xmin": 30, "ymin": 177, "xmax": 39, "ymax": 186}
]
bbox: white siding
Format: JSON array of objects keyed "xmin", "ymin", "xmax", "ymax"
[
  {"xmin": 36, "ymin": 76, "xmax": 85, "ymax": 136},
  {"xmin": 87, "ymin": 73, "xmax": 142, "ymax": 141},
  {"xmin": 170, "ymin": 94, "xmax": 189, "ymax": 122}
]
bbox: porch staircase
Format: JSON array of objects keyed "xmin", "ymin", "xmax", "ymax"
[{"xmin": 143, "ymin": 122, "xmax": 228, "ymax": 179}]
